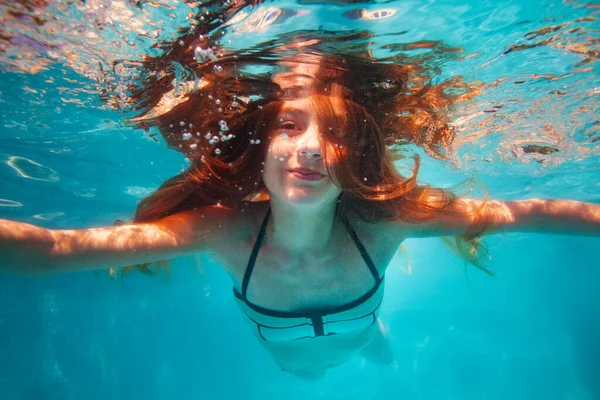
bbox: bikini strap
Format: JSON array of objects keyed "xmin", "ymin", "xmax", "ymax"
[
  {"xmin": 342, "ymin": 216, "xmax": 381, "ymax": 283},
  {"xmin": 241, "ymin": 208, "xmax": 271, "ymax": 298}
]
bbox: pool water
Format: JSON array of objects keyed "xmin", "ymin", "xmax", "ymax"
[{"xmin": 0, "ymin": 0, "xmax": 599, "ymax": 399}]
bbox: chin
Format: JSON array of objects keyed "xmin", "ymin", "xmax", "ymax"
[
  {"xmin": 262, "ymin": 171, "xmax": 342, "ymax": 208},
  {"xmin": 280, "ymin": 187, "xmax": 340, "ymax": 208}
]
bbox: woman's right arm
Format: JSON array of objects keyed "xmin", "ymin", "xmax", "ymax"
[{"xmin": 0, "ymin": 208, "xmax": 231, "ymax": 275}]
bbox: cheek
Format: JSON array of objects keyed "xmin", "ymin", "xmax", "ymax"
[
  {"xmin": 262, "ymin": 156, "xmax": 278, "ymax": 178},
  {"xmin": 261, "ymin": 151, "xmax": 287, "ymax": 191},
  {"xmin": 267, "ymin": 137, "xmax": 296, "ymax": 162}
]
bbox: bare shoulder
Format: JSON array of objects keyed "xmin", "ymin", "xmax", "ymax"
[
  {"xmin": 343, "ymin": 210, "xmax": 407, "ymax": 275},
  {"xmin": 344, "ymin": 210, "xmax": 407, "ymax": 243},
  {"xmin": 157, "ymin": 202, "xmax": 267, "ymax": 252},
  {"xmin": 169, "ymin": 201, "xmax": 269, "ymax": 277}
]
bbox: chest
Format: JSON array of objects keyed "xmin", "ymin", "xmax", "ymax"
[{"xmin": 215, "ymin": 219, "xmax": 402, "ymax": 312}]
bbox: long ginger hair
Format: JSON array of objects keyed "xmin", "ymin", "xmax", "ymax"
[{"xmin": 121, "ymin": 40, "xmax": 489, "ymax": 272}]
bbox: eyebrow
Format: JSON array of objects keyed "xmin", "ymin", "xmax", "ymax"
[{"xmin": 279, "ymin": 108, "xmax": 307, "ymax": 117}]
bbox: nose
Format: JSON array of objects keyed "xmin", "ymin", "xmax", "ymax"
[{"xmin": 297, "ymin": 125, "xmax": 323, "ymax": 161}]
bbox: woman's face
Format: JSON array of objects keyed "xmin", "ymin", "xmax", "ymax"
[{"xmin": 262, "ymin": 98, "xmax": 342, "ymax": 208}]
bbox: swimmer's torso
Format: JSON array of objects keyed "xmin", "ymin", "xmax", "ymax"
[{"xmin": 204, "ymin": 202, "xmax": 404, "ymax": 371}]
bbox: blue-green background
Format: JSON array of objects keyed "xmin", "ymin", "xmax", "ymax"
[{"xmin": 1, "ymin": 0, "xmax": 599, "ymax": 398}]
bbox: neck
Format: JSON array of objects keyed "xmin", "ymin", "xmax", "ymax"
[{"xmin": 268, "ymin": 198, "xmax": 339, "ymax": 255}]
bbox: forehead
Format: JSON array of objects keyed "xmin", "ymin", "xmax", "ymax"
[
  {"xmin": 283, "ymin": 95, "xmax": 348, "ymax": 119},
  {"xmin": 280, "ymin": 98, "xmax": 310, "ymax": 114},
  {"xmin": 278, "ymin": 96, "xmax": 350, "ymax": 126}
]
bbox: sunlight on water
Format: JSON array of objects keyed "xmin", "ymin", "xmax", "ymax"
[
  {"xmin": 0, "ymin": 198, "xmax": 23, "ymax": 207},
  {"xmin": 1, "ymin": 0, "xmax": 597, "ymax": 202},
  {"xmin": 6, "ymin": 156, "xmax": 60, "ymax": 182}
]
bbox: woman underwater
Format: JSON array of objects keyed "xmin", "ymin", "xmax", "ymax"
[{"xmin": 1, "ymin": 40, "xmax": 600, "ymax": 380}]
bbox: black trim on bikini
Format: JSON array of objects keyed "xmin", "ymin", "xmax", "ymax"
[
  {"xmin": 241, "ymin": 207, "xmax": 271, "ymax": 298},
  {"xmin": 243, "ymin": 297, "xmax": 384, "ymax": 341},
  {"xmin": 233, "ymin": 278, "xmax": 383, "ymax": 318},
  {"xmin": 234, "ymin": 208, "xmax": 383, "ymax": 319}
]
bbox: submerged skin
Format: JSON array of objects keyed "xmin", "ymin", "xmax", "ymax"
[
  {"xmin": 210, "ymin": 201, "xmax": 400, "ymax": 376},
  {"xmin": 1, "ymin": 98, "xmax": 600, "ymax": 379},
  {"xmin": 199, "ymin": 98, "xmax": 404, "ymax": 375}
]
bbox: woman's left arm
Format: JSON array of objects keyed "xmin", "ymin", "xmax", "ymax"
[{"xmin": 405, "ymin": 199, "xmax": 600, "ymax": 238}]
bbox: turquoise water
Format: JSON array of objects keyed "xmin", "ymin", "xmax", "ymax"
[{"xmin": 1, "ymin": 0, "xmax": 599, "ymax": 399}]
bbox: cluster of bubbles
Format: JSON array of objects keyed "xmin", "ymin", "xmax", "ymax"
[
  {"xmin": 205, "ymin": 94, "xmax": 235, "ymax": 113},
  {"xmin": 163, "ymin": 37, "xmax": 268, "ymax": 159},
  {"xmin": 193, "ymin": 45, "xmax": 219, "ymax": 64},
  {"xmin": 175, "ymin": 117, "xmax": 262, "ymax": 156}
]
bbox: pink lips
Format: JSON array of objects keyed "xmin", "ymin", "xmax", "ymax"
[{"xmin": 289, "ymin": 168, "xmax": 325, "ymax": 181}]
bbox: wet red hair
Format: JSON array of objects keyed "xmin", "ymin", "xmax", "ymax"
[{"xmin": 120, "ymin": 42, "xmax": 489, "ymax": 273}]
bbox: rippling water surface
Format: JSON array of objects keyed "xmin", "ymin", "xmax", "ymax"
[{"xmin": 1, "ymin": 1, "xmax": 598, "ymax": 195}]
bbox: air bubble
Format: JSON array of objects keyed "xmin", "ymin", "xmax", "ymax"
[
  {"xmin": 215, "ymin": 149, "xmax": 221, "ymax": 155},
  {"xmin": 182, "ymin": 132, "xmax": 192, "ymax": 140},
  {"xmin": 190, "ymin": 143, "xmax": 198, "ymax": 149}
]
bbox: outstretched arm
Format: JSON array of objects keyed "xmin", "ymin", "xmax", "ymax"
[
  {"xmin": 0, "ymin": 207, "xmax": 233, "ymax": 275},
  {"xmin": 405, "ymin": 198, "xmax": 600, "ymax": 238}
]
